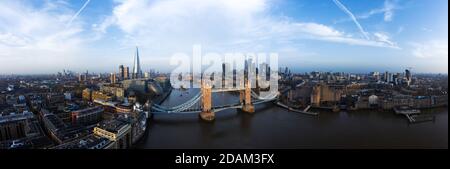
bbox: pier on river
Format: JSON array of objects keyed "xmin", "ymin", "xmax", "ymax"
[{"xmin": 394, "ymin": 107, "xmax": 436, "ymax": 123}]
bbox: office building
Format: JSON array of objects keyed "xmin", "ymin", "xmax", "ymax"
[
  {"xmin": 132, "ymin": 47, "xmax": 143, "ymax": 79},
  {"xmin": 110, "ymin": 73, "xmax": 117, "ymax": 84}
]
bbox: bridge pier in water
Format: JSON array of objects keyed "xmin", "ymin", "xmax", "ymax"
[
  {"xmin": 240, "ymin": 80, "xmax": 254, "ymax": 113},
  {"xmin": 199, "ymin": 82, "xmax": 215, "ymax": 121}
]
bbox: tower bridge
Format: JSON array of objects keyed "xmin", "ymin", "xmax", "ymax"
[{"xmin": 150, "ymin": 80, "xmax": 278, "ymax": 121}]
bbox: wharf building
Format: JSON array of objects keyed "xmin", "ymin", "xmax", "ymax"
[
  {"xmin": 93, "ymin": 119, "xmax": 132, "ymax": 149},
  {"xmin": 52, "ymin": 134, "xmax": 111, "ymax": 149},
  {"xmin": 310, "ymin": 83, "xmax": 344, "ymax": 108}
]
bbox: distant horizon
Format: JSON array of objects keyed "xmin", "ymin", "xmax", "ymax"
[{"xmin": 0, "ymin": 68, "xmax": 447, "ymax": 76}]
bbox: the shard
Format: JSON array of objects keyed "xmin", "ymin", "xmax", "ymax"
[{"xmin": 132, "ymin": 46, "xmax": 142, "ymax": 79}]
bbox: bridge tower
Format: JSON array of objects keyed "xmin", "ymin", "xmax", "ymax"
[
  {"xmin": 240, "ymin": 80, "xmax": 255, "ymax": 113},
  {"xmin": 200, "ymin": 82, "xmax": 215, "ymax": 121}
]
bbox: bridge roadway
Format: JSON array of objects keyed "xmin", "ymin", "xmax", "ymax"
[
  {"xmin": 150, "ymin": 86, "xmax": 309, "ymax": 117},
  {"xmin": 212, "ymin": 88, "xmax": 245, "ymax": 93},
  {"xmin": 150, "ymin": 97, "xmax": 276, "ymax": 114}
]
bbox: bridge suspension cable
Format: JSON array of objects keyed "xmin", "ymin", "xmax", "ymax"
[
  {"xmin": 151, "ymin": 89, "xmax": 278, "ymax": 114},
  {"xmin": 152, "ymin": 92, "xmax": 202, "ymax": 111},
  {"xmin": 251, "ymin": 91, "xmax": 278, "ymax": 100}
]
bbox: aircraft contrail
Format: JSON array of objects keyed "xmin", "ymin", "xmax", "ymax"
[
  {"xmin": 66, "ymin": 0, "xmax": 91, "ymax": 28},
  {"xmin": 332, "ymin": 0, "xmax": 370, "ymax": 40}
]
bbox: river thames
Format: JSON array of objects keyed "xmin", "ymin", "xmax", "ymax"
[{"xmin": 136, "ymin": 89, "xmax": 448, "ymax": 149}]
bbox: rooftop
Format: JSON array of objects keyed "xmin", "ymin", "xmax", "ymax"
[
  {"xmin": 0, "ymin": 111, "xmax": 34, "ymax": 124},
  {"xmin": 72, "ymin": 106, "xmax": 103, "ymax": 115},
  {"xmin": 53, "ymin": 134, "xmax": 110, "ymax": 149},
  {"xmin": 97, "ymin": 119, "xmax": 129, "ymax": 133}
]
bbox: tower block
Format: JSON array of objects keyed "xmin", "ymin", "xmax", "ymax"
[
  {"xmin": 241, "ymin": 80, "xmax": 255, "ymax": 113},
  {"xmin": 199, "ymin": 82, "xmax": 215, "ymax": 121}
]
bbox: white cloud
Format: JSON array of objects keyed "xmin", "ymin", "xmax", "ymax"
[
  {"xmin": 0, "ymin": 1, "xmax": 85, "ymax": 51},
  {"xmin": 67, "ymin": 0, "xmax": 91, "ymax": 28},
  {"xmin": 0, "ymin": 32, "xmax": 31, "ymax": 47},
  {"xmin": 99, "ymin": 0, "xmax": 399, "ymax": 52},
  {"xmin": 294, "ymin": 23, "xmax": 343, "ymax": 37},
  {"xmin": 332, "ymin": 0, "xmax": 369, "ymax": 39},
  {"xmin": 397, "ymin": 26, "xmax": 404, "ymax": 34},
  {"xmin": 335, "ymin": 0, "xmax": 399, "ymax": 23},
  {"xmin": 0, "ymin": 0, "xmax": 90, "ymax": 74},
  {"xmin": 422, "ymin": 27, "xmax": 433, "ymax": 32},
  {"xmin": 374, "ymin": 32, "xmax": 396, "ymax": 46},
  {"xmin": 382, "ymin": 0, "xmax": 396, "ymax": 22},
  {"xmin": 411, "ymin": 40, "xmax": 448, "ymax": 59},
  {"xmin": 330, "ymin": 0, "xmax": 399, "ymax": 48},
  {"xmin": 0, "ymin": 0, "xmax": 404, "ymax": 74}
]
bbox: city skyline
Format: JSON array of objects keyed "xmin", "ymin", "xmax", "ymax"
[{"xmin": 0, "ymin": 0, "xmax": 448, "ymax": 74}]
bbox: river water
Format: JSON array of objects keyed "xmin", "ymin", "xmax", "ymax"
[{"xmin": 136, "ymin": 88, "xmax": 448, "ymax": 149}]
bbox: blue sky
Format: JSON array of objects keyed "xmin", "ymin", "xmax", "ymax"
[{"xmin": 0, "ymin": 0, "xmax": 448, "ymax": 74}]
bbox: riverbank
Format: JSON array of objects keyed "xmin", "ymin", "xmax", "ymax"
[{"xmin": 130, "ymin": 88, "xmax": 173, "ymax": 148}]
